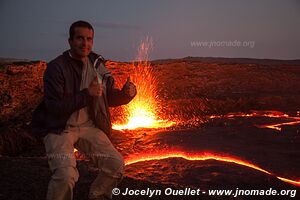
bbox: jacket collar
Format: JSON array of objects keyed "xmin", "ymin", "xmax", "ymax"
[{"xmin": 62, "ymin": 50, "xmax": 105, "ymax": 66}]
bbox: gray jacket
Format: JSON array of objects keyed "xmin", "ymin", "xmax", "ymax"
[{"xmin": 31, "ymin": 50, "xmax": 134, "ymax": 137}]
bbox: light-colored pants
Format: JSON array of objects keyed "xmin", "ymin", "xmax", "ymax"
[{"xmin": 43, "ymin": 126, "xmax": 124, "ymax": 200}]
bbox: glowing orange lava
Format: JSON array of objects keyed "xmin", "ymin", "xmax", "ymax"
[
  {"xmin": 210, "ymin": 111, "xmax": 300, "ymax": 131},
  {"xmin": 209, "ymin": 110, "xmax": 290, "ymax": 119},
  {"xmin": 258, "ymin": 120, "xmax": 300, "ymax": 131},
  {"xmin": 124, "ymin": 150, "xmax": 300, "ymax": 187},
  {"xmin": 112, "ymin": 37, "xmax": 175, "ymax": 130}
]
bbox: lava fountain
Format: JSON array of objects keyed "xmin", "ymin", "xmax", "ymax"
[{"xmin": 112, "ymin": 37, "xmax": 175, "ymax": 130}]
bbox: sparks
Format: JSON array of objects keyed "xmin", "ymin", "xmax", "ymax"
[{"xmin": 112, "ymin": 37, "xmax": 175, "ymax": 130}]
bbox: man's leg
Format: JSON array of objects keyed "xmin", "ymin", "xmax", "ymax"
[
  {"xmin": 76, "ymin": 127, "xmax": 124, "ymax": 199},
  {"xmin": 44, "ymin": 129, "xmax": 79, "ymax": 200}
]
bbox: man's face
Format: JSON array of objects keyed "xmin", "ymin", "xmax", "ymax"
[{"xmin": 69, "ymin": 27, "xmax": 94, "ymax": 58}]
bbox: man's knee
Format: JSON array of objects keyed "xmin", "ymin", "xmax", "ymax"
[
  {"xmin": 102, "ymin": 154, "xmax": 125, "ymax": 178},
  {"xmin": 114, "ymin": 154, "xmax": 125, "ymax": 174},
  {"xmin": 51, "ymin": 167, "xmax": 79, "ymax": 187}
]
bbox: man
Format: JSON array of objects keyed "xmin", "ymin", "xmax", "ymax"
[{"xmin": 32, "ymin": 20, "xmax": 137, "ymax": 200}]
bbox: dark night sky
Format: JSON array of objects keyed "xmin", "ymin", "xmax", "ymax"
[{"xmin": 0, "ymin": 0, "xmax": 299, "ymax": 62}]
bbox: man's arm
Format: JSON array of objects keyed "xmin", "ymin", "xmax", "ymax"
[
  {"xmin": 44, "ymin": 62, "xmax": 91, "ymax": 116},
  {"xmin": 106, "ymin": 76, "xmax": 136, "ymax": 107}
]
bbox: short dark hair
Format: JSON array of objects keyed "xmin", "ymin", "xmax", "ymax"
[{"xmin": 69, "ymin": 20, "xmax": 94, "ymax": 40}]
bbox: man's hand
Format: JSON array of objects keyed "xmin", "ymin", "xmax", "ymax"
[
  {"xmin": 122, "ymin": 77, "xmax": 137, "ymax": 97},
  {"xmin": 88, "ymin": 76, "xmax": 102, "ymax": 97}
]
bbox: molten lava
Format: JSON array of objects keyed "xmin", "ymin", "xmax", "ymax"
[
  {"xmin": 258, "ymin": 120, "xmax": 300, "ymax": 131},
  {"xmin": 105, "ymin": 47, "xmax": 300, "ymax": 187},
  {"xmin": 210, "ymin": 110, "xmax": 300, "ymax": 131},
  {"xmin": 112, "ymin": 37, "xmax": 175, "ymax": 130},
  {"xmin": 124, "ymin": 150, "xmax": 300, "ymax": 187},
  {"xmin": 209, "ymin": 110, "xmax": 290, "ymax": 119}
]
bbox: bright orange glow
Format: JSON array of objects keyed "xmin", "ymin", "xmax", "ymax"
[
  {"xmin": 210, "ymin": 111, "xmax": 300, "ymax": 131},
  {"xmin": 209, "ymin": 111, "xmax": 290, "ymax": 119},
  {"xmin": 124, "ymin": 150, "xmax": 300, "ymax": 187},
  {"xmin": 277, "ymin": 177, "xmax": 300, "ymax": 187},
  {"xmin": 259, "ymin": 120, "xmax": 300, "ymax": 131},
  {"xmin": 112, "ymin": 37, "xmax": 175, "ymax": 130},
  {"xmin": 263, "ymin": 125, "xmax": 282, "ymax": 131}
]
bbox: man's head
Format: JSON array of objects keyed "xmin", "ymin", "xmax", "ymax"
[{"xmin": 68, "ymin": 20, "xmax": 94, "ymax": 60}]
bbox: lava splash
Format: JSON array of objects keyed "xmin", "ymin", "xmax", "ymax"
[{"xmin": 112, "ymin": 37, "xmax": 175, "ymax": 130}]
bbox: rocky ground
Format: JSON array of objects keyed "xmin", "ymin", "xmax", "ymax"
[{"xmin": 0, "ymin": 57, "xmax": 300, "ymax": 199}]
